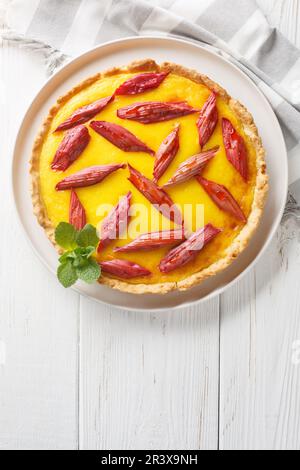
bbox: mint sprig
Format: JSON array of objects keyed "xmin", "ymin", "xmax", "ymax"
[
  {"xmin": 55, "ymin": 222, "xmax": 77, "ymax": 250},
  {"xmin": 55, "ymin": 223, "xmax": 101, "ymax": 288}
]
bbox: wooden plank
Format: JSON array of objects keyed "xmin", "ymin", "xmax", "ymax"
[
  {"xmin": 79, "ymin": 298, "xmax": 220, "ymax": 450},
  {"xmin": 220, "ymin": 224, "xmax": 300, "ymax": 449},
  {"xmin": 0, "ymin": 44, "xmax": 79, "ymax": 450},
  {"xmin": 220, "ymin": 1, "xmax": 300, "ymax": 450},
  {"xmin": 275, "ymin": 0, "xmax": 300, "ymax": 44},
  {"xmin": 258, "ymin": 0, "xmax": 300, "ymax": 44}
]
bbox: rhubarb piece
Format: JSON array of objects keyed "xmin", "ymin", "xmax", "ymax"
[
  {"xmin": 100, "ymin": 259, "xmax": 151, "ymax": 279},
  {"xmin": 222, "ymin": 118, "xmax": 248, "ymax": 181},
  {"xmin": 117, "ymin": 101, "xmax": 199, "ymax": 124},
  {"xmin": 115, "ymin": 72, "xmax": 169, "ymax": 95},
  {"xmin": 90, "ymin": 120, "xmax": 154, "ymax": 155},
  {"xmin": 128, "ymin": 165, "xmax": 183, "ymax": 225},
  {"xmin": 98, "ymin": 192, "xmax": 132, "ymax": 251},
  {"xmin": 56, "ymin": 163, "xmax": 126, "ymax": 191},
  {"xmin": 163, "ymin": 146, "xmax": 219, "ymax": 188},
  {"xmin": 51, "ymin": 125, "xmax": 90, "ymax": 172},
  {"xmin": 159, "ymin": 224, "xmax": 221, "ymax": 273},
  {"xmin": 153, "ymin": 124, "xmax": 180, "ymax": 183},
  {"xmin": 114, "ymin": 229, "xmax": 186, "ymax": 253},
  {"xmin": 69, "ymin": 190, "xmax": 87, "ymax": 230},
  {"xmin": 55, "ymin": 95, "xmax": 114, "ymax": 132},
  {"xmin": 197, "ymin": 176, "xmax": 247, "ymax": 222},
  {"xmin": 197, "ymin": 93, "xmax": 218, "ymax": 147}
]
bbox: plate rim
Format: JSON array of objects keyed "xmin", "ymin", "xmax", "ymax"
[{"xmin": 11, "ymin": 35, "xmax": 288, "ymax": 312}]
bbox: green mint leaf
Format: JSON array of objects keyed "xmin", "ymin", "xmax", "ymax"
[
  {"xmin": 83, "ymin": 246, "xmax": 96, "ymax": 259},
  {"xmin": 59, "ymin": 253, "xmax": 69, "ymax": 264},
  {"xmin": 73, "ymin": 255, "xmax": 86, "ymax": 269},
  {"xmin": 57, "ymin": 261, "xmax": 78, "ymax": 288},
  {"xmin": 76, "ymin": 224, "xmax": 99, "ymax": 248},
  {"xmin": 55, "ymin": 223, "xmax": 100, "ymax": 288},
  {"xmin": 72, "ymin": 247, "xmax": 96, "ymax": 268},
  {"xmin": 55, "ymin": 222, "xmax": 77, "ymax": 250},
  {"xmin": 76, "ymin": 259, "xmax": 101, "ymax": 284},
  {"xmin": 59, "ymin": 251, "xmax": 77, "ymax": 264},
  {"xmin": 74, "ymin": 246, "xmax": 95, "ymax": 259}
]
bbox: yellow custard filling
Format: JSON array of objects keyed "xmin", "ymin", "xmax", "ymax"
[{"xmin": 39, "ymin": 73, "xmax": 257, "ymax": 285}]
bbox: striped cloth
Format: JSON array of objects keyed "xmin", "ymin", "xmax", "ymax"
[{"xmin": 2, "ymin": 0, "xmax": 300, "ymax": 210}]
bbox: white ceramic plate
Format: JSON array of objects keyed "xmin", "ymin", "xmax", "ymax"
[{"xmin": 12, "ymin": 36, "xmax": 288, "ymax": 312}]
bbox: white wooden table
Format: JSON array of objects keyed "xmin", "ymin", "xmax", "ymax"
[{"xmin": 0, "ymin": 0, "xmax": 299, "ymax": 451}]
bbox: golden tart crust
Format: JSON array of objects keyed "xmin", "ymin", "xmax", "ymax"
[{"xmin": 31, "ymin": 59, "xmax": 268, "ymax": 294}]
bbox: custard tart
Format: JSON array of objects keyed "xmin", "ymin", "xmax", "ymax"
[{"xmin": 31, "ymin": 59, "xmax": 268, "ymax": 294}]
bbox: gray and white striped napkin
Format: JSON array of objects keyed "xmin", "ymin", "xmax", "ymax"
[{"xmin": 2, "ymin": 0, "xmax": 300, "ymax": 213}]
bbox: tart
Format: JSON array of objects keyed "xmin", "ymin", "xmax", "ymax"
[{"xmin": 31, "ymin": 59, "xmax": 268, "ymax": 294}]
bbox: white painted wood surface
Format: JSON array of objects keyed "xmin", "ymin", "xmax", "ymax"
[
  {"xmin": 0, "ymin": 44, "xmax": 79, "ymax": 450},
  {"xmin": 220, "ymin": 0, "xmax": 300, "ymax": 450},
  {"xmin": 0, "ymin": 0, "xmax": 299, "ymax": 450}
]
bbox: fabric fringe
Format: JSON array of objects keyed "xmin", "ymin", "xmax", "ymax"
[
  {"xmin": 282, "ymin": 192, "xmax": 300, "ymax": 224},
  {"xmin": 0, "ymin": 29, "xmax": 69, "ymax": 76}
]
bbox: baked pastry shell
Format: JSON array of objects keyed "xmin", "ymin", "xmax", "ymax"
[{"xmin": 31, "ymin": 59, "xmax": 268, "ymax": 294}]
